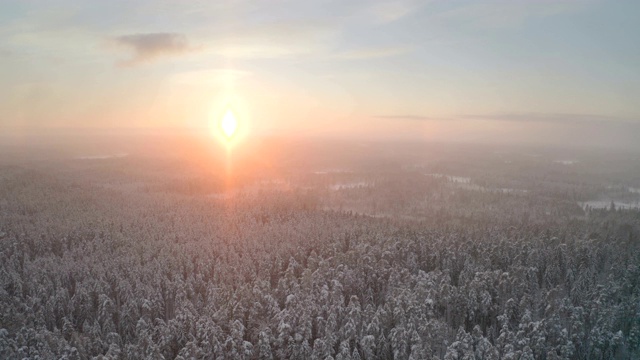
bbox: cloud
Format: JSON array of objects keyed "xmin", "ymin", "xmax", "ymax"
[
  {"xmin": 376, "ymin": 112, "xmax": 640, "ymax": 126},
  {"xmin": 170, "ymin": 68, "xmax": 252, "ymax": 86},
  {"xmin": 112, "ymin": 33, "xmax": 192, "ymax": 66},
  {"xmin": 464, "ymin": 113, "xmax": 637, "ymax": 124},
  {"xmin": 435, "ymin": 1, "xmax": 588, "ymax": 29},
  {"xmin": 334, "ymin": 45, "xmax": 412, "ymax": 60},
  {"xmin": 366, "ymin": 1, "xmax": 421, "ymax": 24},
  {"xmin": 213, "ymin": 21, "xmax": 338, "ymax": 59},
  {"xmin": 375, "ymin": 115, "xmax": 449, "ymax": 121},
  {"xmin": 216, "ymin": 43, "xmax": 319, "ymax": 59}
]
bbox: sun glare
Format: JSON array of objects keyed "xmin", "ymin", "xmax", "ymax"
[{"xmin": 221, "ymin": 109, "xmax": 238, "ymax": 139}]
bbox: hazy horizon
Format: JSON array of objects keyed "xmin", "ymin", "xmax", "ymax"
[{"xmin": 2, "ymin": 3, "xmax": 640, "ymax": 358}]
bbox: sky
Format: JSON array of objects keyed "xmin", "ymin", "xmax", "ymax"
[{"xmin": 1, "ymin": 0, "xmax": 639, "ymax": 147}]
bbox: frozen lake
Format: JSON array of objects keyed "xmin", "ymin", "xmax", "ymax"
[
  {"xmin": 554, "ymin": 160, "xmax": 579, "ymax": 165},
  {"xmin": 579, "ymin": 200, "xmax": 640, "ymax": 210},
  {"xmin": 330, "ymin": 181, "xmax": 372, "ymax": 190}
]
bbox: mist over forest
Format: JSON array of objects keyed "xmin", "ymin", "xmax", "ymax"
[
  {"xmin": 2, "ymin": 1, "xmax": 640, "ymax": 358},
  {"xmin": 1, "ymin": 133, "xmax": 639, "ymax": 359}
]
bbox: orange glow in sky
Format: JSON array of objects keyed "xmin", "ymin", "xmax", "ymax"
[
  {"xmin": 221, "ymin": 109, "xmax": 238, "ymax": 139},
  {"xmin": 1, "ymin": 1, "xmax": 637, "ymax": 150}
]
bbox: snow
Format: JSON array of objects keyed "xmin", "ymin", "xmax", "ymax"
[
  {"xmin": 553, "ymin": 160, "xmax": 579, "ymax": 165},
  {"xmin": 425, "ymin": 173, "xmax": 471, "ymax": 184},
  {"xmin": 4, "ymin": 142, "xmax": 640, "ymax": 359},
  {"xmin": 426, "ymin": 174, "xmax": 526, "ymax": 193},
  {"xmin": 499, "ymin": 188, "xmax": 528, "ymax": 194},
  {"xmin": 330, "ymin": 181, "xmax": 371, "ymax": 190},
  {"xmin": 313, "ymin": 169, "xmax": 353, "ymax": 174},
  {"xmin": 76, "ymin": 153, "xmax": 129, "ymax": 160},
  {"xmin": 579, "ymin": 200, "xmax": 640, "ymax": 210}
]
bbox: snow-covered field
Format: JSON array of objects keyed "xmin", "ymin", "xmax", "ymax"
[
  {"xmin": 425, "ymin": 173, "xmax": 471, "ymax": 183},
  {"xmin": 76, "ymin": 153, "xmax": 129, "ymax": 160},
  {"xmin": 554, "ymin": 159, "xmax": 579, "ymax": 165},
  {"xmin": 330, "ymin": 181, "xmax": 372, "ymax": 190},
  {"xmin": 579, "ymin": 200, "xmax": 640, "ymax": 210},
  {"xmin": 1, "ymin": 143, "xmax": 639, "ymax": 359},
  {"xmin": 426, "ymin": 173, "xmax": 526, "ymax": 193}
]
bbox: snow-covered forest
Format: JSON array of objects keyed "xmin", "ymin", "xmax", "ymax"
[{"xmin": 1, "ymin": 139, "xmax": 639, "ymax": 359}]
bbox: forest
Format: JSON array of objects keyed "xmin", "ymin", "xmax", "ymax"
[{"xmin": 0, "ymin": 138, "xmax": 639, "ymax": 359}]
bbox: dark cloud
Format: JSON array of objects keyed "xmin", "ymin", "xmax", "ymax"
[
  {"xmin": 113, "ymin": 33, "xmax": 191, "ymax": 66},
  {"xmin": 377, "ymin": 113, "xmax": 638, "ymax": 125},
  {"xmin": 464, "ymin": 113, "xmax": 636, "ymax": 124},
  {"xmin": 375, "ymin": 115, "xmax": 449, "ymax": 121}
]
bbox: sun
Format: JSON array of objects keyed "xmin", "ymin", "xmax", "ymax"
[{"xmin": 221, "ymin": 109, "xmax": 238, "ymax": 139}]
